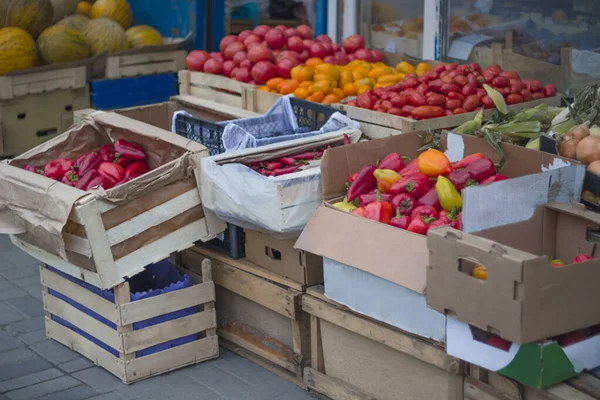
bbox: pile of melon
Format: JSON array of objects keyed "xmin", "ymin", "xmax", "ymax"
[{"xmin": 0, "ymin": 0, "xmax": 164, "ymax": 76}]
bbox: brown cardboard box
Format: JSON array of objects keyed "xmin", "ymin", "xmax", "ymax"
[
  {"xmin": 245, "ymin": 230, "xmax": 323, "ymax": 286},
  {"xmin": 428, "ymin": 203, "xmax": 600, "ymax": 344},
  {"xmin": 296, "ymin": 132, "xmax": 580, "ymax": 296}
]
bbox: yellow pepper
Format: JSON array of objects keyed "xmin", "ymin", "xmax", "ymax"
[
  {"xmin": 373, "ymin": 169, "xmax": 401, "ymax": 193},
  {"xmin": 395, "ymin": 61, "xmax": 415, "ymax": 75},
  {"xmin": 332, "ymin": 199, "xmax": 357, "ymax": 213},
  {"xmin": 436, "ymin": 176, "xmax": 463, "ymax": 212},
  {"xmin": 471, "ymin": 264, "xmax": 487, "ymax": 280}
]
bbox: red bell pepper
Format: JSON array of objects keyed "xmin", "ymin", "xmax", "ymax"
[
  {"xmin": 271, "ymin": 166, "xmax": 300, "ymax": 176},
  {"xmin": 124, "ymin": 161, "xmax": 150, "ymax": 181},
  {"xmin": 572, "ymin": 254, "xmax": 594, "ymax": 264},
  {"xmin": 98, "ymin": 162, "xmax": 124, "ymax": 183},
  {"xmin": 452, "ymin": 153, "xmax": 485, "ymax": 169},
  {"xmin": 391, "ymin": 193, "xmax": 416, "ymax": 216},
  {"xmin": 389, "ymin": 173, "xmax": 429, "ymax": 198},
  {"xmin": 399, "ymin": 158, "xmax": 419, "ymax": 176},
  {"xmin": 114, "ymin": 154, "xmax": 132, "ymax": 168},
  {"xmin": 464, "ymin": 158, "xmax": 496, "ymax": 182},
  {"xmin": 390, "ymin": 210, "xmax": 411, "ymax": 230},
  {"xmin": 480, "ymin": 174, "xmax": 508, "ymax": 185},
  {"xmin": 352, "ymin": 207, "xmax": 366, "ymax": 217},
  {"xmin": 411, "ymin": 205, "xmax": 438, "ymax": 221},
  {"xmin": 44, "ymin": 158, "xmax": 73, "ymax": 180},
  {"xmin": 377, "ymin": 153, "xmax": 405, "ymax": 173},
  {"xmin": 114, "ymin": 139, "xmax": 146, "ymax": 161},
  {"xmin": 23, "ymin": 165, "xmax": 41, "ymax": 174},
  {"xmin": 86, "ymin": 175, "xmax": 116, "ymax": 191},
  {"xmin": 416, "ymin": 188, "xmax": 442, "ymax": 212},
  {"xmin": 438, "ymin": 206, "xmax": 460, "ymax": 225},
  {"xmin": 447, "ymin": 169, "xmax": 477, "ymax": 191},
  {"xmin": 346, "ymin": 165, "xmax": 377, "ymax": 201},
  {"xmin": 345, "ymin": 172, "xmax": 359, "ymax": 190},
  {"xmin": 75, "ymin": 170, "xmax": 99, "ymax": 190},
  {"xmin": 343, "ymin": 133, "xmax": 351, "ymax": 145},
  {"xmin": 429, "ymin": 219, "xmax": 451, "ymax": 229},
  {"xmin": 364, "ymin": 191, "xmax": 393, "ymax": 224},
  {"xmin": 61, "ymin": 170, "xmax": 79, "ymax": 187},
  {"xmin": 407, "ymin": 216, "xmax": 435, "ymax": 235},
  {"xmin": 451, "ymin": 212, "xmax": 462, "ymax": 230},
  {"xmin": 99, "ymin": 144, "xmax": 115, "ymax": 163},
  {"xmin": 356, "ymin": 192, "xmax": 393, "ymax": 207},
  {"xmin": 75, "ymin": 152, "xmax": 103, "ymax": 176}
]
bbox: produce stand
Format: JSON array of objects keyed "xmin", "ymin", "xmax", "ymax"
[{"xmin": 178, "ymin": 70, "xmax": 255, "ymax": 109}]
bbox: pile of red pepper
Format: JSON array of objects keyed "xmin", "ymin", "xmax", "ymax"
[
  {"xmin": 338, "ymin": 149, "xmax": 508, "ymax": 235},
  {"xmin": 246, "ymin": 146, "xmax": 330, "ymax": 177},
  {"xmin": 22, "ymin": 139, "xmax": 150, "ymax": 191}
]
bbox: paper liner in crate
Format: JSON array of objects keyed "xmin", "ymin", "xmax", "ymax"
[{"xmin": 200, "ymin": 128, "xmax": 362, "ymax": 237}]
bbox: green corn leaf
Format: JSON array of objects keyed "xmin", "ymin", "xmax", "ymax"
[{"xmin": 483, "ymin": 84, "xmax": 508, "ymax": 114}]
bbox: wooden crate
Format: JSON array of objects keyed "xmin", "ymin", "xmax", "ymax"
[
  {"xmin": 106, "ymin": 50, "xmax": 187, "ymax": 79},
  {"xmin": 465, "ymin": 366, "xmax": 600, "ymax": 400},
  {"xmin": 303, "ymin": 285, "xmax": 464, "ymax": 400},
  {"xmin": 180, "ymin": 246, "xmax": 310, "ymax": 386},
  {"xmin": 244, "ymin": 89, "xmax": 282, "ymax": 114},
  {"xmin": 0, "ymin": 65, "xmax": 87, "ymax": 101},
  {"xmin": 178, "ymin": 70, "xmax": 254, "ymax": 109},
  {"xmin": 335, "ymin": 95, "xmax": 561, "ymax": 139},
  {"xmin": 41, "ymin": 261, "xmax": 219, "ymax": 384}
]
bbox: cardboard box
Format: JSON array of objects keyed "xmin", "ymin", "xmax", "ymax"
[
  {"xmin": 296, "ymin": 132, "xmax": 584, "ymax": 339},
  {"xmin": 428, "ymin": 203, "xmax": 600, "ymax": 344},
  {"xmin": 244, "ymin": 229, "xmax": 323, "ymax": 286},
  {"xmin": 0, "ymin": 112, "xmax": 225, "ymax": 290},
  {"xmin": 447, "ymin": 316, "xmax": 600, "ymax": 389},
  {"xmin": 0, "ymin": 87, "xmax": 90, "ymax": 157}
]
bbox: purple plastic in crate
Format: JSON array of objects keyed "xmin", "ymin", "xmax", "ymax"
[{"xmin": 48, "ymin": 260, "xmax": 201, "ymax": 358}]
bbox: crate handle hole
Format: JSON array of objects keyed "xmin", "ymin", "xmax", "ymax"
[
  {"xmin": 17, "ymin": 113, "xmax": 26, "ymax": 120},
  {"xmin": 64, "ymin": 105, "xmax": 73, "ymax": 111},
  {"xmin": 458, "ymin": 258, "xmax": 486, "ymax": 281},
  {"xmin": 36, "ymin": 128, "xmax": 57, "ymax": 137},
  {"xmin": 265, "ymin": 247, "xmax": 281, "ymax": 261}
]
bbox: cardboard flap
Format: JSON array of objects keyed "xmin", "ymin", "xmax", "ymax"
[
  {"xmin": 546, "ymin": 202, "xmax": 600, "ymax": 225},
  {"xmin": 295, "ymin": 205, "xmax": 427, "ymax": 294}
]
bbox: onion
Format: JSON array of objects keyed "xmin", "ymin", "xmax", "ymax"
[
  {"xmin": 557, "ymin": 136, "xmax": 580, "ymax": 159},
  {"xmin": 576, "ymin": 135, "xmax": 600, "ymax": 166},
  {"xmin": 588, "ymin": 160, "xmax": 600, "ymax": 175},
  {"xmin": 568, "ymin": 122, "xmax": 591, "ymax": 140}
]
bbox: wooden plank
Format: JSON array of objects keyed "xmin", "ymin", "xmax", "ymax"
[
  {"xmin": 464, "ymin": 376, "xmax": 511, "ymax": 400},
  {"xmin": 106, "ymin": 189, "xmax": 200, "ymax": 246},
  {"xmin": 63, "ymin": 232, "xmax": 92, "ymax": 257},
  {"xmin": 40, "ymin": 267, "xmax": 118, "ymax": 324},
  {"xmin": 123, "ymin": 335, "xmax": 219, "ymax": 383},
  {"xmin": 187, "ymin": 71, "xmax": 250, "ymax": 94},
  {"xmin": 303, "ymin": 367, "xmax": 376, "ymax": 400},
  {"xmin": 310, "ymin": 314, "xmax": 325, "ymax": 373},
  {"xmin": 543, "ymin": 384, "xmax": 596, "ymax": 400},
  {"xmin": 302, "ymin": 295, "xmax": 461, "ymax": 374},
  {"xmin": 200, "ymin": 259, "xmax": 217, "ymax": 337},
  {"xmin": 568, "ymin": 374, "xmax": 600, "ymax": 399},
  {"xmin": 113, "ymin": 218, "xmax": 208, "ymax": 281},
  {"xmin": 290, "ymin": 311, "xmax": 310, "ymax": 377},
  {"xmin": 45, "ymin": 317, "xmax": 124, "ymax": 379},
  {"xmin": 0, "ymin": 66, "xmax": 87, "ymax": 100},
  {"xmin": 189, "ymin": 246, "xmax": 305, "ymax": 291},
  {"xmin": 120, "ymin": 281, "xmax": 215, "ymax": 325},
  {"xmin": 173, "ymin": 94, "xmax": 258, "ymax": 119},
  {"xmin": 114, "ymin": 282, "xmax": 134, "ymax": 361},
  {"xmin": 43, "ymin": 292, "xmax": 122, "ymax": 351},
  {"xmin": 123, "ymin": 309, "xmax": 216, "ymax": 354},
  {"xmin": 218, "ymin": 327, "xmax": 299, "ymax": 374},
  {"xmin": 13, "ymin": 237, "xmax": 105, "ymax": 289},
  {"xmin": 211, "ymin": 258, "xmax": 299, "ymax": 318},
  {"xmin": 187, "ymin": 87, "xmax": 244, "ymax": 108}
]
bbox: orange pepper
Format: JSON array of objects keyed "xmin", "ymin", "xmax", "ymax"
[
  {"xmin": 417, "ymin": 149, "xmax": 452, "ymax": 177},
  {"xmin": 471, "ymin": 264, "xmax": 487, "ymax": 280},
  {"xmin": 373, "ymin": 169, "xmax": 402, "ymax": 193}
]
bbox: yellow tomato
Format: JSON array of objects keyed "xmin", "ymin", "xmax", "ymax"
[
  {"xmin": 305, "ymin": 57, "xmax": 323, "ymax": 67},
  {"xmin": 293, "ymin": 87, "xmax": 309, "ymax": 99},
  {"xmin": 339, "ymin": 70, "xmax": 354, "ymax": 87},
  {"xmin": 307, "ymin": 91, "xmax": 325, "ymax": 102},
  {"xmin": 297, "ymin": 66, "xmax": 315, "ymax": 82},
  {"xmin": 377, "ymin": 73, "xmax": 404, "ymax": 84},
  {"xmin": 346, "ymin": 59, "xmax": 362, "ymax": 68},
  {"xmin": 355, "ymin": 66, "xmax": 370, "ymax": 77},
  {"xmin": 354, "ymin": 77, "xmax": 374, "ymax": 88},
  {"xmin": 342, "ymin": 83, "xmax": 358, "ymax": 96},
  {"xmin": 322, "ymin": 93, "xmax": 340, "ymax": 105},
  {"xmin": 258, "ymin": 85, "xmax": 270, "ymax": 92},
  {"xmin": 416, "ymin": 62, "xmax": 432, "ymax": 72},
  {"xmin": 368, "ymin": 66, "xmax": 393, "ymax": 80},
  {"xmin": 374, "ymin": 83, "xmax": 387, "ymax": 89},
  {"xmin": 309, "ymin": 80, "xmax": 332, "ymax": 95},
  {"xmin": 279, "ymin": 80, "xmax": 299, "ymax": 95},
  {"xmin": 266, "ymin": 77, "xmax": 284, "ymax": 91},
  {"xmin": 314, "ymin": 63, "xmax": 340, "ymax": 81},
  {"xmin": 299, "ymin": 80, "xmax": 313, "ymax": 88},
  {"xmin": 290, "ymin": 65, "xmax": 302, "ymax": 81},
  {"xmin": 332, "ymin": 88, "xmax": 344, "ymax": 99},
  {"xmin": 395, "ymin": 61, "xmax": 415, "ymax": 74},
  {"xmin": 351, "ymin": 70, "xmax": 364, "ymax": 81},
  {"xmin": 357, "ymin": 84, "xmax": 371, "ymax": 95},
  {"xmin": 471, "ymin": 264, "xmax": 487, "ymax": 280}
]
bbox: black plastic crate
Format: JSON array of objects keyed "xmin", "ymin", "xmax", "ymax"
[
  {"xmin": 203, "ymin": 223, "xmax": 245, "ymax": 259},
  {"xmin": 173, "ymin": 97, "xmax": 345, "ymax": 157}
]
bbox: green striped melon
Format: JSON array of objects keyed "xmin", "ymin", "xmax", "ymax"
[
  {"xmin": 81, "ymin": 17, "xmax": 127, "ymax": 55},
  {"xmin": 50, "ymin": 0, "xmax": 78, "ymax": 22},
  {"xmin": 0, "ymin": 27, "xmax": 38, "ymax": 75},
  {"xmin": 0, "ymin": 0, "xmax": 54, "ymax": 38},
  {"xmin": 56, "ymin": 14, "xmax": 89, "ymax": 32},
  {"xmin": 90, "ymin": 0, "xmax": 131, "ymax": 29},
  {"xmin": 125, "ymin": 25, "xmax": 162, "ymax": 49},
  {"xmin": 37, "ymin": 25, "xmax": 90, "ymax": 64}
]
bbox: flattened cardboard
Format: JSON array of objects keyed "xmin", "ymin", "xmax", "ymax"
[
  {"xmin": 296, "ymin": 131, "xmax": 578, "ymax": 295},
  {"xmin": 428, "ymin": 203, "xmax": 600, "ymax": 343},
  {"xmin": 244, "ymin": 229, "xmax": 323, "ymax": 286}
]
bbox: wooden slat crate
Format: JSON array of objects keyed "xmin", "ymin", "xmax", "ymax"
[
  {"xmin": 335, "ymin": 95, "xmax": 561, "ymax": 139},
  {"xmin": 41, "ymin": 260, "xmax": 219, "ymax": 384},
  {"xmin": 465, "ymin": 365, "xmax": 600, "ymax": 400},
  {"xmin": 0, "ymin": 65, "xmax": 87, "ymax": 101},
  {"xmin": 180, "ymin": 246, "xmax": 310, "ymax": 387},
  {"xmin": 106, "ymin": 50, "xmax": 187, "ymax": 79},
  {"xmin": 303, "ymin": 285, "xmax": 464, "ymax": 400},
  {"xmin": 178, "ymin": 70, "xmax": 254, "ymax": 109}
]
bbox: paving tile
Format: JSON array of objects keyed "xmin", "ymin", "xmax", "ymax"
[
  {"xmin": 30, "ymin": 339, "xmax": 80, "ymax": 365},
  {"xmin": 5, "ymin": 251, "xmax": 40, "ymax": 269},
  {"xmin": 36, "ymin": 385, "xmax": 97, "ymax": 400},
  {"xmin": 4, "ymin": 376, "xmax": 80, "ymax": 400},
  {"xmin": 17, "ymin": 330, "xmax": 47, "ymax": 345},
  {"xmin": 10, "ymin": 277, "xmax": 40, "ymax": 290},
  {"xmin": 6, "ymin": 296, "xmax": 43, "ymax": 319},
  {"xmin": 22, "ymin": 285, "xmax": 42, "ymax": 301},
  {"xmin": 0, "ymin": 278, "xmax": 12, "ymax": 292},
  {"xmin": 0, "ymin": 368, "xmax": 63, "ymax": 392},
  {"xmin": 116, "ymin": 373, "xmax": 224, "ymax": 400},
  {"xmin": 0, "ymin": 302, "xmax": 26, "ymax": 326},
  {"xmin": 0, "ymin": 330, "xmax": 22, "ymax": 353},
  {"xmin": 57, "ymin": 357, "xmax": 93, "ymax": 373},
  {"xmin": 86, "ymin": 393, "xmax": 128, "ymax": 400},
  {"xmin": 0, "ymin": 288, "xmax": 29, "ymax": 303},
  {"xmin": 72, "ymin": 367, "xmax": 125, "ymax": 394},
  {"xmin": 0, "ymin": 265, "xmax": 39, "ymax": 282},
  {"xmin": 4, "ymin": 317, "xmax": 45, "ymax": 336},
  {"xmin": 0, "ymin": 348, "xmax": 36, "ymax": 366},
  {"xmin": 0, "ymin": 349, "xmax": 52, "ymax": 383}
]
